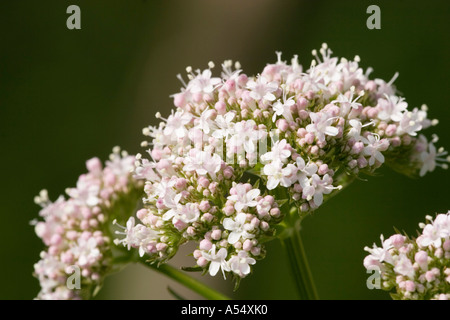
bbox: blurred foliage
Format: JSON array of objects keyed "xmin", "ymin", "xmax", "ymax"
[{"xmin": 0, "ymin": 0, "xmax": 448, "ymax": 299}]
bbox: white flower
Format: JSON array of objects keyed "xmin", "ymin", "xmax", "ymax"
[
  {"xmin": 183, "ymin": 150, "xmax": 222, "ymax": 178},
  {"xmin": 221, "ymin": 60, "xmax": 241, "ymax": 80},
  {"xmin": 364, "ymin": 235, "xmax": 394, "ymax": 264},
  {"xmin": 377, "ymin": 95, "xmax": 407, "ymax": 122},
  {"xmin": 306, "ymin": 112, "xmax": 339, "ymax": 143},
  {"xmin": 228, "ymin": 120, "xmax": 263, "ymax": 154},
  {"xmin": 332, "ymin": 88, "xmax": 363, "ymax": 114},
  {"xmin": 280, "ymin": 163, "xmax": 299, "ymax": 188},
  {"xmin": 223, "ymin": 213, "xmax": 255, "ymax": 244},
  {"xmin": 295, "ymin": 157, "xmax": 318, "ymax": 187},
  {"xmin": 434, "ymin": 214, "xmax": 450, "ymax": 238},
  {"xmin": 134, "ymin": 159, "xmax": 160, "ymax": 182},
  {"xmin": 419, "ymin": 142, "xmax": 437, "ymax": 177},
  {"xmin": 272, "ymin": 91, "xmax": 295, "ymax": 122},
  {"xmin": 246, "ymin": 76, "xmax": 278, "ymax": 101},
  {"xmin": 162, "ymin": 202, "xmax": 200, "ymax": 225},
  {"xmin": 66, "ymin": 177, "xmax": 100, "ymax": 207},
  {"xmin": 363, "ymin": 134, "xmax": 389, "ymax": 166},
  {"xmin": 178, "ymin": 203, "xmax": 201, "ymax": 224},
  {"xmin": 202, "ymin": 245, "xmax": 230, "ymax": 279},
  {"xmin": 73, "ymin": 237, "xmax": 101, "ymax": 268},
  {"xmin": 301, "ymin": 174, "xmax": 339, "ymax": 206},
  {"xmin": 416, "ymin": 214, "xmax": 449, "ymax": 248},
  {"xmin": 348, "ymin": 119, "xmax": 374, "ymax": 140},
  {"xmin": 105, "ymin": 154, "xmax": 135, "ymax": 178},
  {"xmin": 229, "ymin": 251, "xmax": 256, "ymax": 277},
  {"xmin": 188, "ymin": 69, "xmax": 221, "ymax": 94},
  {"xmin": 397, "ymin": 108, "xmax": 427, "ymax": 136},
  {"xmin": 394, "ymin": 254, "xmax": 415, "ymax": 279},
  {"xmin": 114, "ymin": 217, "xmax": 159, "ymax": 256},
  {"xmin": 260, "ymin": 139, "xmax": 291, "ymax": 163},
  {"xmin": 263, "ymin": 161, "xmax": 284, "ymax": 190},
  {"xmin": 163, "ymin": 110, "xmax": 192, "ymax": 139},
  {"xmin": 227, "ymin": 184, "xmax": 260, "ymax": 212},
  {"xmin": 195, "ymin": 108, "xmax": 216, "ymax": 134},
  {"xmin": 211, "ymin": 111, "xmax": 236, "ymax": 140}
]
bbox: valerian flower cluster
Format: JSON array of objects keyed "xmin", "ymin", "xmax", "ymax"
[
  {"xmin": 114, "ymin": 44, "xmax": 448, "ymax": 282},
  {"xmin": 364, "ymin": 212, "xmax": 450, "ymax": 300},
  {"xmin": 33, "ymin": 148, "xmax": 142, "ymax": 299}
]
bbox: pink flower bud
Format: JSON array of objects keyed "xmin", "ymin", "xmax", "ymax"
[
  {"xmin": 305, "ymin": 132, "xmax": 315, "ymax": 144},
  {"xmin": 173, "ymin": 93, "xmax": 186, "ymax": 108},
  {"xmin": 414, "ymin": 251, "xmax": 428, "ymax": 270},
  {"xmin": 425, "ymin": 271, "xmax": 436, "ymax": 282},
  {"xmin": 270, "ymin": 208, "xmax": 281, "ymax": 218},
  {"xmin": 199, "ymin": 239, "xmax": 212, "ymax": 251},
  {"xmin": 156, "ymin": 243, "xmax": 168, "ymax": 252},
  {"xmin": 357, "ymin": 157, "xmax": 368, "ymax": 168},
  {"xmin": 201, "ymin": 213, "xmax": 214, "ymax": 223},
  {"xmin": 243, "ymin": 239, "xmax": 253, "ymax": 251},
  {"xmin": 173, "ymin": 218, "xmax": 187, "ymax": 231},
  {"xmin": 260, "ymin": 221, "xmax": 269, "ymax": 231},
  {"xmin": 224, "ymin": 79, "xmax": 236, "ymax": 92},
  {"xmin": 211, "ymin": 230, "xmax": 222, "ymax": 240},
  {"xmin": 193, "ymin": 249, "xmax": 202, "ymax": 259},
  {"xmin": 135, "ymin": 209, "xmax": 147, "ymax": 221},
  {"xmin": 364, "ymin": 80, "xmax": 377, "ymax": 92},
  {"xmin": 214, "ymin": 101, "xmax": 227, "ymax": 114},
  {"xmin": 318, "ymin": 164, "xmax": 329, "ymax": 175},
  {"xmin": 197, "ymin": 257, "xmax": 208, "ymax": 267},
  {"xmin": 405, "ymin": 280, "xmax": 416, "ymax": 292},
  {"xmin": 297, "ymin": 128, "xmax": 307, "ymax": 138},
  {"xmin": 366, "ymin": 107, "xmax": 378, "ymax": 119},
  {"xmin": 199, "ymin": 200, "xmax": 211, "ymax": 212},
  {"xmin": 277, "ymin": 119, "xmax": 289, "ymax": 132},
  {"xmin": 50, "ymin": 234, "xmax": 62, "ymax": 246},
  {"xmin": 310, "ymin": 145, "xmax": 319, "ymax": 155},
  {"xmin": 389, "ymin": 234, "xmax": 406, "ymax": 249},
  {"xmin": 251, "ymin": 246, "xmax": 261, "ymax": 256},
  {"xmin": 443, "ymin": 239, "xmax": 450, "ymax": 251},
  {"xmin": 223, "ymin": 167, "xmax": 234, "ymax": 179},
  {"xmin": 86, "ymin": 157, "xmax": 102, "ymax": 174},
  {"xmin": 186, "ymin": 227, "xmax": 196, "ymax": 236},
  {"xmin": 223, "ymin": 205, "xmax": 234, "ymax": 216}
]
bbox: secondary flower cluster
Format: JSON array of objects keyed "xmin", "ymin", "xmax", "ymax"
[
  {"xmin": 33, "ymin": 148, "xmax": 141, "ymax": 300},
  {"xmin": 364, "ymin": 212, "xmax": 450, "ymax": 300},
  {"xmin": 115, "ymin": 44, "xmax": 448, "ymax": 280}
]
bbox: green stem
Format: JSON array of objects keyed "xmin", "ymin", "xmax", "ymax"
[
  {"xmin": 280, "ymin": 207, "xmax": 319, "ymax": 300},
  {"xmin": 138, "ymin": 258, "xmax": 231, "ymax": 300}
]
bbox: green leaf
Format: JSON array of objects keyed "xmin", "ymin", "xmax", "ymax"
[
  {"xmin": 233, "ymin": 277, "xmax": 241, "ymax": 292},
  {"xmin": 167, "ymin": 286, "xmax": 186, "ymax": 300},
  {"xmin": 181, "ymin": 266, "xmax": 203, "ymax": 272},
  {"xmin": 276, "ymin": 198, "xmax": 289, "ymax": 207}
]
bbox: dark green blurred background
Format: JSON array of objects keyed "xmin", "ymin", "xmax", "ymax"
[{"xmin": 1, "ymin": 0, "xmax": 449, "ymax": 300}]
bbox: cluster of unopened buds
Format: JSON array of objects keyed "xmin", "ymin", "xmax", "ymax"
[
  {"xmin": 33, "ymin": 148, "xmax": 141, "ymax": 299},
  {"xmin": 364, "ymin": 212, "xmax": 450, "ymax": 300},
  {"xmin": 115, "ymin": 44, "xmax": 448, "ymax": 281},
  {"xmin": 33, "ymin": 44, "xmax": 449, "ymax": 299}
]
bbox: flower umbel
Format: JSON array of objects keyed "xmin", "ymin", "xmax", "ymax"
[
  {"xmin": 33, "ymin": 148, "xmax": 142, "ymax": 300},
  {"xmin": 119, "ymin": 43, "xmax": 448, "ymax": 284},
  {"xmin": 364, "ymin": 211, "xmax": 450, "ymax": 300}
]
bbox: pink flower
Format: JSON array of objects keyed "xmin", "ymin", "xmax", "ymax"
[
  {"xmin": 306, "ymin": 112, "xmax": 339, "ymax": 143},
  {"xmin": 246, "ymin": 76, "xmax": 278, "ymax": 101}
]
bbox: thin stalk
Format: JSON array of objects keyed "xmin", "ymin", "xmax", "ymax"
[
  {"xmin": 280, "ymin": 206, "xmax": 319, "ymax": 300},
  {"xmin": 281, "ymin": 229, "xmax": 319, "ymax": 300},
  {"xmin": 138, "ymin": 258, "xmax": 231, "ymax": 300}
]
